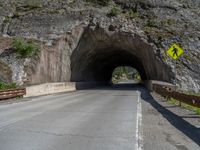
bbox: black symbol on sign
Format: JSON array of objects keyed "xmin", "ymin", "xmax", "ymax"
[{"xmin": 172, "ymin": 46, "xmax": 178, "ymax": 57}]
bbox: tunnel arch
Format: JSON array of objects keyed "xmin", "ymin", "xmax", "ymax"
[{"xmin": 70, "ymin": 27, "xmax": 173, "ymax": 83}]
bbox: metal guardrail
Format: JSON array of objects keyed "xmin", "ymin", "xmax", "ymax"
[
  {"xmin": 0, "ymin": 88, "xmax": 26, "ymax": 100},
  {"xmin": 153, "ymin": 84, "xmax": 200, "ymax": 108}
]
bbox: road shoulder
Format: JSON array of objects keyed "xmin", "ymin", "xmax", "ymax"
[{"xmin": 140, "ymin": 89, "xmax": 200, "ymax": 150}]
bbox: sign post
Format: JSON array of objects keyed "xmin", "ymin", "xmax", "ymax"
[{"xmin": 166, "ymin": 43, "xmax": 184, "ymax": 106}]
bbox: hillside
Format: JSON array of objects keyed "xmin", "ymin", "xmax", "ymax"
[{"xmin": 0, "ymin": 0, "xmax": 199, "ymax": 92}]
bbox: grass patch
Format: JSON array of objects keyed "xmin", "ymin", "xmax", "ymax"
[
  {"xmin": 168, "ymin": 98, "xmax": 200, "ymax": 115},
  {"xmin": 12, "ymin": 38, "xmax": 39, "ymax": 58},
  {"xmin": 0, "ymin": 82, "xmax": 17, "ymax": 90}
]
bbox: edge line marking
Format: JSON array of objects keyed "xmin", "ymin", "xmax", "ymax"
[{"xmin": 135, "ymin": 90, "xmax": 143, "ymax": 150}]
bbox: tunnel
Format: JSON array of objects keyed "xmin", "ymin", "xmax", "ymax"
[{"xmin": 70, "ymin": 27, "xmax": 173, "ymax": 84}]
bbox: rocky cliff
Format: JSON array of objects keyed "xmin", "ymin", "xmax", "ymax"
[{"xmin": 0, "ymin": 0, "xmax": 199, "ymax": 92}]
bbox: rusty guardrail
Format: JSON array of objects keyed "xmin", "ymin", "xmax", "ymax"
[
  {"xmin": 153, "ymin": 84, "xmax": 200, "ymax": 108},
  {"xmin": 0, "ymin": 88, "xmax": 26, "ymax": 100}
]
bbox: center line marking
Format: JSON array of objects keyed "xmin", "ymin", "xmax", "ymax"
[{"xmin": 135, "ymin": 91, "xmax": 143, "ymax": 150}]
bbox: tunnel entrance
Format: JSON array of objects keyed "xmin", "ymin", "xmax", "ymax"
[
  {"xmin": 71, "ymin": 47, "xmax": 147, "ymax": 83},
  {"xmin": 112, "ymin": 66, "xmax": 141, "ymax": 84},
  {"xmin": 70, "ymin": 27, "xmax": 173, "ymax": 84}
]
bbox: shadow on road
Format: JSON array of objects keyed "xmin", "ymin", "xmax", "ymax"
[{"xmin": 77, "ymin": 83, "xmax": 144, "ymax": 91}]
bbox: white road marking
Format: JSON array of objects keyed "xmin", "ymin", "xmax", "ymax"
[{"xmin": 135, "ymin": 91, "xmax": 143, "ymax": 150}]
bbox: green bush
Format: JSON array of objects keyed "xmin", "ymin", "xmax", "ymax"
[
  {"xmin": 0, "ymin": 82, "xmax": 17, "ymax": 90},
  {"xmin": 12, "ymin": 38, "xmax": 39, "ymax": 58},
  {"xmin": 0, "ymin": 82, "xmax": 6, "ymax": 89},
  {"xmin": 108, "ymin": 6, "xmax": 121, "ymax": 17},
  {"xmin": 86, "ymin": 0, "xmax": 110, "ymax": 6}
]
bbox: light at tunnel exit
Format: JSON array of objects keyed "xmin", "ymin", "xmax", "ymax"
[{"xmin": 112, "ymin": 66, "xmax": 141, "ymax": 84}]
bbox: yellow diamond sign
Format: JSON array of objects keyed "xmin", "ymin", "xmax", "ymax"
[{"xmin": 166, "ymin": 44, "xmax": 184, "ymax": 60}]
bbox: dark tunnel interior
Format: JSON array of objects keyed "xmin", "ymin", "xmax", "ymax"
[{"xmin": 71, "ymin": 48, "xmax": 148, "ymax": 83}]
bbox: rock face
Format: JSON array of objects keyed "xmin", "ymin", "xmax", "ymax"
[{"xmin": 0, "ymin": 0, "xmax": 199, "ymax": 92}]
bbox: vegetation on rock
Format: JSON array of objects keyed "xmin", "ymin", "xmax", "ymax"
[
  {"xmin": 24, "ymin": 0, "xmax": 43, "ymax": 10},
  {"xmin": 12, "ymin": 38, "xmax": 39, "ymax": 58},
  {"xmin": 85, "ymin": 0, "xmax": 111, "ymax": 6},
  {"xmin": 126, "ymin": 10, "xmax": 139, "ymax": 19},
  {"xmin": 108, "ymin": 5, "xmax": 121, "ymax": 17},
  {"xmin": 0, "ymin": 82, "xmax": 17, "ymax": 90}
]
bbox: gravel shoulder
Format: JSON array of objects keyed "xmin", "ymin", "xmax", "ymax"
[{"xmin": 140, "ymin": 88, "xmax": 200, "ymax": 150}]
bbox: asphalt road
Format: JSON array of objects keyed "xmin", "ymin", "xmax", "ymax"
[
  {"xmin": 0, "ymin": 84, "xmax": 199, "ymax": 150},
  {"xmin": 0, "ymin": 85, "xmax": 142, "ymax": 150}
]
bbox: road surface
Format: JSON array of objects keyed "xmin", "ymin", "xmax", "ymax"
[{"xmin": 0, "ymin": 84, "xmax": 199, "ymax": 150}]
